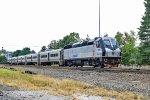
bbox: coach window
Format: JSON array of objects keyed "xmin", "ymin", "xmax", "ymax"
[
  {"xmin": 32, "ymin": 56, "xmax": 37, "ymax": 59},
  {"xmin": 88, "ymin": 41, "xmax": 94, "ymax": 45},
  {"xmin": 55, "ymin": 53, "xmax": 58, "ymax": 57},
  {"xmin": 73, "ymin": 44, "xmax": 81, "ymax": 48},
  {"xmin": 51, "ymin": 53, "xmax": 58, "ymax": 57},
  {"xmin": 82, "ymin": 42, "xmax": 87, "ymax": 46},
  {"xmin": 27, "ymin": 57, "xmax": 31, "ymax": 59},
  {"xmin": 64, "ymin": 45, "xmax": 67, "ymax": 49},
  {"xmin": 67, "ymin": 45, "xmax": 72, "ymax": 49},
  {"xmin": 41, "ymin": 55, "xmax": 47, "ymax": 58}
]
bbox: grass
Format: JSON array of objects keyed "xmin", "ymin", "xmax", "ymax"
[{"xmin": 0, "ymin": 68, "xmax": 145, "ymax": 100}]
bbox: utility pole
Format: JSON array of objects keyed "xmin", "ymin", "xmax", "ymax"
[{"xmin": 99, "ymin": 0, "xmax": 100, "ymax": 37}]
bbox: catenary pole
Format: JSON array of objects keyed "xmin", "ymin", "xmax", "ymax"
[{"xmin": 99, "ymin": 0, "xmax": 100, "ymax": 37}]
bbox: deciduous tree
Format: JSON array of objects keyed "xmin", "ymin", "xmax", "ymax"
[{"xmin": 138, "ymin": 0, "xmax": 150, "ymax": 64}]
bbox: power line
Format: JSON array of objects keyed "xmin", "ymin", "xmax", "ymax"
[{"xmin": 1, "ymin": 44, "xmax": 41, "ymax": 48}]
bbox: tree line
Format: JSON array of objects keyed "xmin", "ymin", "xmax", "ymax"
[
  {"xmin": 40, "ymin": 32, "xmax": 80, "ymax": 52},
  {"xmin": 12, "ymin": 47, "xmax": 36, "ymax": 57}
]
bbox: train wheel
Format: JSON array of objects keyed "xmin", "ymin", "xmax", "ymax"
[
  {"xmin": 101, "ymin": 64, "xmax": 105, "ymax": 68},
  {"xmin": 68, "ymin": 61, "xmax": 73, "ymax": 67},
  {"xmin": 89, "ymin": 59, "xmax": 92, "ymax": 66}
]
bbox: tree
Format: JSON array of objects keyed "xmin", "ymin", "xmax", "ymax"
[
  {"xmin": 0, "ymin": 47, "xmax": 7, "ymax": 63},
  {"xmin": 138, "ymin": 0, "xmax": 150, "ymax": 64},
  {"xmin": 115, "ymin": 31, "xmax": 140, "ymax": 65},
  {"xmin": 31, "ymin": 50, "xmax": 36, "ymax": 54},
  {"xmin": 12, "ymin": 50, "xmax": 21, "ymax": 57},
  {"xmin": 21, "ymin": 47, "xmax": 31, "ymax": 55},
  {"xmin": 40, "ymin": 46, "xmax": 47, "ymax": 52},
  {"xmin": 0, "ymin": 56, "xmax": 7, "ymax": 63},
  {"xmin": 0, "ymin": 47, "xmax": 6, "ymax": 55},
  {"xmin": 115, "ymin": 32, "xmax": 125, "ymax": 46},
  {"xmin": 47, "ymin": 32, "xmax": 80, "ymax": 49},
  {"xmin": 48, "ymin": 40, "xmax": 58, "ymax": 49},
  {"xmin": 12, "ymin": 47, "xmax": 32, "ymax": 57}
]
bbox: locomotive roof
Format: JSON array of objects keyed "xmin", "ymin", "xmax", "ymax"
[{"xmin": 102, "ymin": 37, "xmax": 115, "ymax": 40}]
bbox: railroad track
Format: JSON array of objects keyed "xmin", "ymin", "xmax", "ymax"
[
  {"xmin": 18, "ymin": 65, "xmax": 150, "ymax": 74},
  {"xmin": 1, "ymin": 64, "xmax": 150, "ymax": 74}
]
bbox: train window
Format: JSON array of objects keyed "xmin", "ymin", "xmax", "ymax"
[
  {"xmin": 103, "ymin": 39, "xmax": 111, "ymax": 46},
  {"xmin": 96, "ymin": 41, "xmax": 101, "ymax": 48},
  {"xmin": 111, "ymin": 39, "xmax": 117, "ymax": 46},
  {"xmin": 88, "ymin": 42, "xmax": 94, "ymax": 45},
  {"xmin": 64, "ymin": 45, "xmax": 72, "ymax": 49},
  {"xmin": 41, "ymin": 55, "xmax": 47, "ymax": 58},
  {"xmin": 73, "ymin": 44, "xmax": 82, "ymax": 48},
  {"xmin": 32, "ymin": 56, "xmax": 37, "ymax": 59},
  {"xmin": 51, "ymin": 53, "xmax": 58, "ymax": 57},
  {"xmin": 67, "ymin": 45, "xmax": 72, "ymax": 49},
  {"xmin": 111, "ymin": 39, "xmax": 119, "ymax": 48},
  {"xmin": 27, "ymin": 57, "xmax": 31, "ymax": 59},
  {"xmin": 82, "ymin": 41, "xmax": 88, "ymax": 46},
  {"xmin": 64, "ymin": 46, "xmax": 67, "ymax": 49}
]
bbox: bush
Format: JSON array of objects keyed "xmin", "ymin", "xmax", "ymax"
[{"xmin": 0, "ymin": 56, "xmax": 7, "ymax": 63}]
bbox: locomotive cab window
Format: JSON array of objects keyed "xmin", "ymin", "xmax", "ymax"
[
  {"xmin": 103, "ymin": 39, "xmax": 110, "ymax": 46},
  {"xmin": 111, "ymin": 39, "xmax": 118, "ymax": 46},
  {"xmin": 96, "ymin": 41, "xmax": 101, "ymax": 48}
]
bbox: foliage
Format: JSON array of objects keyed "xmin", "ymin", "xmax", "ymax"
[
  {"xmin": 12, "ymin": 47, "xmax": 34, "ymax": 57},
  {"xmin": 31, "ymin": 50, "xmax": 36, "ymax": 54},
  {"xmin": 0, "ymin": 47, "xmax": 6, "ymax": 55},
  {"xmin": 40, "ymin": 46, "xmax": 47, "ymax": 52},
  {"xmin": 138, "ymin": 0, "xmax": 150, "ymax": 65},
  {"xmin": 0, "ymin": 56, "xmax": 7, "ymax": 63},
  {"xmin": 115, "ymin": 31, "xmax": 140, "ymax": 65},
  {"xmin": 47, "ymin": 32, "xmax": 80, "ymax": 49}
]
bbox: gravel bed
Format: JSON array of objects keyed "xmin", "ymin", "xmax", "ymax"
[
  {"xmin": 0, "ymin": 90, "xmax": 71, "ymax": 100},
  {"xmin": 0, "ymin": 86, "xmax": 107, "ymax": 100},
  {"xmin": 0, "ymin": 85, "xmax": 70, "ymax": 100},
  {"xmin": 1, "ymin": 64, "xmax": 150, "ymax": 97}
]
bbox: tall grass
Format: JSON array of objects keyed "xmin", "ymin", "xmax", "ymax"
[{"xmin": 0, "ymin": 68, "xmax": 145, "ymax": 100}]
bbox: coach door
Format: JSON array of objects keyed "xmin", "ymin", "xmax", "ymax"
[
  {"xmin": 38, "ymin": 53, "xmax": 40, "ymax": 65},
  {"xmin": 60, "ymin": 50, "xmax": 64, "ymax": 66}
]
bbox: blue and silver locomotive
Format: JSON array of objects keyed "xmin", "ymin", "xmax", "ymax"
[{"xmin": 63, "ymin": 37, "xmax": 121, "ymax": 67}]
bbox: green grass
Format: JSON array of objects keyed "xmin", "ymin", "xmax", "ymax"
[{"xmin": 0, "ymin": 68, "xmax": 145, "ymax": 100}]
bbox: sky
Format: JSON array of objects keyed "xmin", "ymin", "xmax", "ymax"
[{"xmin": 0, "ymin": 0, "xmax": 145, "ymax": 52}]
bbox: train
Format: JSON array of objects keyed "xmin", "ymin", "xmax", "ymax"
[{"xmin": 7, "ymin": 37, "xmax": 121, "ymax": 68}]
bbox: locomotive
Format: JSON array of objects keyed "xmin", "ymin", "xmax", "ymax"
[{"xmin": 7, "ymin": 37, "xmax": 121, "ymax": 68}]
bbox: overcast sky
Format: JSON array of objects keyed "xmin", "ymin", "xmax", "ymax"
[{"xmin": 0, "ymin": 0, "xmax": 145, "ymax": 52}]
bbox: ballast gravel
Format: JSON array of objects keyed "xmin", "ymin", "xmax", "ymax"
[{"xmin": 1, "ymin": 64, "xmax": 150, "ymax": 98}]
